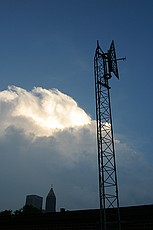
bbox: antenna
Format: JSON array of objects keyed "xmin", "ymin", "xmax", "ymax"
[{"xmin": 107, "ymin": 40, "xmax": 126, "ymax": 79}]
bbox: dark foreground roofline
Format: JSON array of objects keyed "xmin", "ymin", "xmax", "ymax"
[{"xmin": 0, "ymin": 204, "xmax": 153, "ymax": 229}]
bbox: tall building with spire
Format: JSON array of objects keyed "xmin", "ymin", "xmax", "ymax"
[{"xmin": 45, "ymin": 186, "xmax": 56, "ymax": 212}]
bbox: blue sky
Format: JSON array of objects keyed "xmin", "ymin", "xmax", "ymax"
[{"xmin": 0, "ymin": 0, "xmax": 153, "ymax": 211}]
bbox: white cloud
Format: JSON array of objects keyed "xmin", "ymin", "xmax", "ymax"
[
  {"xmin": 0, "ymin": 86, "xmax": 97, "ymax": 211},
  {"xmin": 0, "ymin": 86, "xmax": 153, "ymax": 212},
  {"xmin": 0, "ymin": 86, "xmax": 91, "ymax": 136}
]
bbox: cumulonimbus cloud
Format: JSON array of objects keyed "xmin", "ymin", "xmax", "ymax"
[
  {"xmin": 0, "ymin": 86, "xmax": 91, "ymax": 136},
  {"xmin": 0, "ymin": 85, "xmax": 153, "ymax": 212},
  {"xmin": 0, "ymin": 86, "xmax": 98, "ymax": 211}
]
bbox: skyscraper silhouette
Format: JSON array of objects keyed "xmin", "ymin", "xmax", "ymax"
[
  {"xmin": 45, "ymin": 186, "xmax": 56, "ymax": 212},
  {"xmin": 25, "ymin": 195, "xmax": 43, "ymax": 210}
]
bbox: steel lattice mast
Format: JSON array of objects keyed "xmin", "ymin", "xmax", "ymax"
[{"xmin": 94, "ymin": 40, "xmax": 125, "ymax": 230}]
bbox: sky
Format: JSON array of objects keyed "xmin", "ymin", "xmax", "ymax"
[{"xmin": 0, "ymin": 0, "xmax": 153, "ymax": 212}]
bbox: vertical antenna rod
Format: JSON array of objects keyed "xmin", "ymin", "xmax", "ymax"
[{"xmin": 94, "ymin": 40, "xmax": 125, "ymax": 230}]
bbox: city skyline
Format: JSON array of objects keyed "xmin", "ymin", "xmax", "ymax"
[{"xmin": 24, "ymin": 186, "xmax": 56, "ymax": 212}]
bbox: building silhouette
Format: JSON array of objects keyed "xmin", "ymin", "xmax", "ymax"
[
  {"xmin": 25, "ymin": 195, "xmax": 43, "ymax": 210},
  {"xmin": 45, "ymin": 187, "xmax": 56, "ymax": 212}
]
